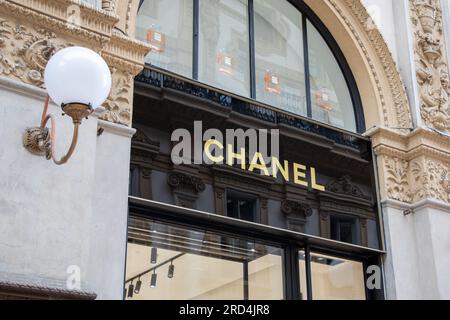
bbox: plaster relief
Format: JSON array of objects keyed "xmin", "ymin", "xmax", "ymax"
[{"xmin": 411, "ymin": 0, "xmax": 450, "ymax": 132}]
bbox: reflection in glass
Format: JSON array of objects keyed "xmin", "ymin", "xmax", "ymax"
[
  {"xmin": 136, "ymin": 0, "xmax": 193, "ymax": 77},
  {"xmin": 199, "ymin": 0, "xmax": 251, "ymax": 97},
  {"xmin": 307, "ymin": 21, "xmax": 357, "ymax": 131},
  {"xmin": 125, "ymin": 217, "xmax": 284, "ymax": 300},
  {"xmin": 299, "ymin": 252, "xmax": 366, "ymax": 300},
  {"xmin": 254, "ymin": 0, "xmax": 306, "ymax": 115},
  {"xmin": 298, "ymin": 250, "xmax": 308, "ymax": 300}
]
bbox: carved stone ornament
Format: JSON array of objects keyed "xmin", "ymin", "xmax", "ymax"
[
  {"xmin": 281, "ymin": 201, "xmax": 313, "ymax": 219},
  {"xmin": 411, "ymin": 0, "xmax": 450, "ymax": 132},
  {"xmin": 370, "ymin": 126, "xmax": 450, "ymax": 204},
  {"xmin": 101, "ymin": 68, "xmax": 133, "ymax": 125},
  {"xmin": 131, "ymin": 128, "xmax": 160, "ymax": 164},
  {"xmin": 167, "ymin": 172, "xmax": 206, "ymax": 194},
  {"xmin": 23, "ymin": 127, "xmax": 50, "ymax": 157},
  {"xmin": 0, "ymin": 18, "xmax": 69, "ymax": 87},
  {"xmin": 381, "ymin": 153, "xmax": 450, "ymax": 204},
  {"xmin": 0, "ymin": 0, "xmax": 151, "ymax": 127},
  {"xmin": 323, "ymin": 0, "xmax": 412, "ymax": 129},
  {"xmin": 385, "ymin": 157, "xmax": 412, "ymax": 203},
  {"xmin": 410, "ymin": 158, "xmax": 450, "ymax": 202},
  {"xmin": 326, "ymin": 175, "xmax": 371, "ymax": 200}
]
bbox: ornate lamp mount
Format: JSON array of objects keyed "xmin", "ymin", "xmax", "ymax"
[{"xmin": 23, "ymin": 46, "xmax": 111, "ymax": 165}]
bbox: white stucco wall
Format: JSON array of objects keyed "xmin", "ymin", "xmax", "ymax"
[
  {"xmin": 0, "ymin": 77, "xmax": 132, "ymax": 299},
  {"xmin": 382, "ymin": 200, "xmax": 450, "ymax": 299}
]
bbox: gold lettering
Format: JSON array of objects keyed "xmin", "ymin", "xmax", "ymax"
[
  {"xmin": 311, "ymin": 167, "xmax": 325, "ymax": 191},
  {"xmin": 227, "ymin": 144, "xmax": 246, "ymax": 170},
  {"xmin": 204, "ymin": 139, "xmax": 224, "ymax": 163},
  {"xmin": 272, "ymin": 157, "xmax": 289, "ymax": 182},
  {"xmin": 293, "ymin": 163, "xmax": 308, "ymax": 187},
  {"xmin": 249, "ymin": 152, "xmax": 270, "ymax": 176}
]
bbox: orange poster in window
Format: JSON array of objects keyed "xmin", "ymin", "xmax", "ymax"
[
  {"xmin": 217, "ymin": 52, "xmax": 233, "ymax": 75},
  {"xmin": 147, "ymin": 29, "xmax": 166, "ymax": 53},
  {"xmin": 314, "ymin": 88, "xmax": 333, "ymax": 112},
  {"xmin": 264, "ymin": 71, "xmax": 281, "ymax": 95}
]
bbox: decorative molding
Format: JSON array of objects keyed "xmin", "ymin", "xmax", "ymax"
[
  {"xmin": 0, "ymin": 17, "xmax": 71, "ymax": 87},
  {"xmin": 281, "ymin": 200, "xmax": 313, "ymax": 232},
  {"xmin": 102, "ymin": 0, "xmax": 116, "ymax": 14},
  {"xmin": 410, "ymin": 157, "xmax": 450, "ymax": 202},
  {"xmin": 281, "ymin": 200, "xmax": 313, "ymax": 220},
  {"xmin": 0, "ymin": 0, "xmax": 117, "ymax": 47},
  {"xmin": 131, "ymin": 128, "xmax": 160, "ymax": 163},
  {"xmin": 101, "ymin": 68, "xmax": 133, "ymax": 125},
  {"xmin": 97, "ymin": 119, "xmax": 136, "ymax": 138},
  {"xmin": 410, "ymin": 0, "xmax": 450, "ymax": 132},
  {"xmin": 167, "ymin": 172, "xmax": 206, "ymax": 194},
  {"xmin": 369, "ymin": 126, "xmax": 450, "ymax": 204},
  {"xmin": 324, "ymin": 0, "xmax": 413, "ymax": 129},
  {"xmin": 0, "ymin": 281, "xmax": 96, "ymax": 300},
  {"xmin": 384, "ymin": 156, "xmax": 412, "ymax": 203},
  {"xmin": 0, "ymin": 0, "xmax": 150, "ymax": 127},
  {"xmin": 326, "ymin": 175, "xmax": 371, "ymax": 200}
]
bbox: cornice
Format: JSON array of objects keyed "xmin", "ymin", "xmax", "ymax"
[
  {"xmin": 102, "ymin": 30, "xmax": 150, "ymax": 74},
  {"xmin": 368, "ymin": 126, "xmax": 450, "ymax": 161},
  {"xmin": 0, "ymin": 0, "xmax": 119, "ymax": 47}
]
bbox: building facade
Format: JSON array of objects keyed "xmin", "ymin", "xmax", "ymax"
[{"xmin": 0, "ymin": 0, "xmax": 449, "ymax": 300}]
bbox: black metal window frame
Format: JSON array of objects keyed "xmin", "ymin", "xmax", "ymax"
[
  {"xmin": 137, "ymin": 0, "xmax": 365, "ymax": 133},
  {"xmin": 127, "ymin": 197, "xmax": 385, "ymax": 300}
]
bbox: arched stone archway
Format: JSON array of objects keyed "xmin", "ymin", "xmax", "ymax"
[{"xmin": 306, "ymin": 0, "xmax": 413, "ymax": 131}]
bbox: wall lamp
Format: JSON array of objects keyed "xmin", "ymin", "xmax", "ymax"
[{"xmin": 23, "ymin": 46, "xmax": 112, "ymax": 165}]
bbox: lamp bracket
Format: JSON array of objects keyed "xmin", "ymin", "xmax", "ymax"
[{"xmin": 23, "ymin": 127, "xmax": 51, "ymax": 158}]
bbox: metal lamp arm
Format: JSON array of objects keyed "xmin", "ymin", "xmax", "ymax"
[{"xmin": 41, "ymin": 112, "xmax": 80, "ymax": 166}]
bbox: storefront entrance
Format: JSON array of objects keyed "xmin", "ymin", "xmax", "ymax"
[{"xmin": 125, "ymin": 197, "xmax": 381, "ymax": 300}]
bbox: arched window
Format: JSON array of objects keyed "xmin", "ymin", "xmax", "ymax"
[{"xmin": 136, "ymin": 0, "xmax": 363, "ymax": 132}]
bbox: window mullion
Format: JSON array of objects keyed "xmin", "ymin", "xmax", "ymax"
[
  {"xmin": 302, "ymin": 14, "xmax": 312, "ymax": 118},
  {"xmin": 305, "ymin": 245, "xmax": 313, "ymax": 300},
  {"xmin": 248, "ymin": 0, "xmax": 256, "ymax": 99},
  {"xmin": 193, "ymin": 0, "xmax": 199, "ymax": 80}
]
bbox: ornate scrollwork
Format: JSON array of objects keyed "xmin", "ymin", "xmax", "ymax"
[
  {"xmin": 167, "ymin": 172, "xmax": 206, "ymax": 194},
  {"xmin": 281, "ymin": 200, "xmax": 313, "ymax": 218},
  {"xmin": 411, "ymin": 159, "xmax": 450, "ymax": 202},
  {"xmin": 326, "ymin": 176, "xmax": 371, "ymax": 200},
  {"xmin": 0, "ymin": 18, "xmax": 68, "ymax": 87},
  {"xmin": 385, "ymin": 157, "xmax": 412, "ymax": 202},
  {"xmin": 101, "ymin": 68, "xmax": 133, "ymax": 125},
  {"xmin": 411, "ymin": 0, "xmax": 450, "ymax": 132}
]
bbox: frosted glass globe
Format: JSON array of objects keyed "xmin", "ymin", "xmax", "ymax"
[{"xmin": 44, "ymin": 46, "xmax": 112, "ymax": 108}]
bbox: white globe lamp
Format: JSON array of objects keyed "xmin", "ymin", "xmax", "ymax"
[
  {"xmin": 23, "ymin": 46, "xmax": 112, "ymax": 165},
  {"xmin": 44, "ymin": 46, "xmax": 112, "ymax": 123}
]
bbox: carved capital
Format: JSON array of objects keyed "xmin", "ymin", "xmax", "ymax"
[
  {"xmin": 368, "ymin": 126, "xmax": 450, "ymax": 204},
  {"xmin": 326, "ymin": 176, "xmax": 371, "ymax": 201},
  {"xmin": 167, "ymin": 172, "xmax": 206, "ymax": 194},
  {"xmin": 281, "ymin": 201, "xmax": 313, "ymax": 219}
]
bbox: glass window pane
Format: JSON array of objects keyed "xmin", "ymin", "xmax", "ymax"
[
  {"xmin": 254, "ymin": 0, "xmax": 306, "ymax": 116},
  {"xmin": 199, "ymin": 0, "xmax": 251, "ymax": 97},
  {"xmin": 309, "ymin": 253, "xmax": 366, "ymax": 300},
  {"xmin": 248, "ymin": 246, "xmax": 284, "ymax": 300},
  {"xmin": 125, "ymin": 217, "xmax": 284, "ymax": 300},
  {"xmin": 136, "ymin": 0, "xmax": 193, "ymax": 78},
  {"xmin": 307, "ymin": 20, "xmax": 357, "ymax": 131}
]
